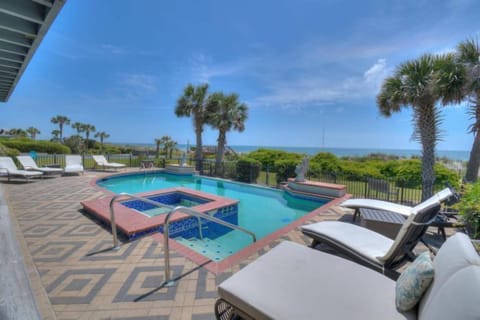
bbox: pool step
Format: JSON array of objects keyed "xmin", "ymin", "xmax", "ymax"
[{"xmin": 174, "ymin": 237, "xmax": 234, "ymax": 262}]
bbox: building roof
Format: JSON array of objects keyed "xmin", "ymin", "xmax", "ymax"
[{"xmin": 0, "ymin": 0, "xmax": 66, "ymax": 102}]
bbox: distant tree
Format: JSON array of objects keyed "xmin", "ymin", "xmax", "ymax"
[
  {"xmin": 174, "ymin": 83, "xmax": 209, "ymax": 170},
  {"xmin": 159, "ymin": 135, "xmax": 176, "ymax": 159},
  {"xmin": 457, "ymin": 38, "xmax": 480, "ymax": 182},
  {"xmin": 81, "ymin": 124, "xmax": 96, "ymax": 149},
  {"xmin": 26, "ymin": 127, "xmax": 40, "ymax": 140},
  {"xmin": 94, "ymin": 131, "xmax": 110, "ymax": 153},
  {"xmin": 50, "ymin": 115, "xmax": 70, "ymax": 142},
  {"xmin": 71, "ymin": 122, "xmax": 85, "ymax": 137},
  {"xmin": 166, "ymin": 139, "xmax": 177, "ymax": 159},
  {"xmin": 154, "ymin": 138, "xmax": 162, "ymax": 158},
  {"xmin": 206, "ymin": 92, "xmax": 248, "ymax": 174},
  {"xmin": 51, "ymin": 129, "xmax": 61, "ymax": 142},
  {"xmin": 377, "ymin": 54, "xmax": 465, "ymax": 199},
  {"xmin": 7, "ymin": 128, "xmax": 27, "ymax": 137}
]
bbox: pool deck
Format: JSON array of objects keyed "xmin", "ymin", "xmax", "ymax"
[{"xmin": 0, "ymin": 169, "xmax": 448, "ymax": 320}]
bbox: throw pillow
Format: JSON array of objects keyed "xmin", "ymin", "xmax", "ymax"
[{"xmin": 395, "ymin": 251, "xmax": 434, "ymax": 312}]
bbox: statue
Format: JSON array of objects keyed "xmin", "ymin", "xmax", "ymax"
[
  {"xmin": 180, "ymin": 152, "xmax": 187, "ymax": 167},
  {"xmin": 294, "ymin": 156, "xmax": 309, "ymax": 182}
]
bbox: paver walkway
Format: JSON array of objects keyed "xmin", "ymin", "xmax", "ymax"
[{"xmin": 1, "ymin": 170, "xmax": 444, "ymax": 319}]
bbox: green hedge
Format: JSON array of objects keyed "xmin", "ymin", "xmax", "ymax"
[
  {"xmin": 1, "ymin": 139, "xmax": 71, "ymax": 154},
  {"xmin": 247, "ymin": 148, "xmax": 301, "ymax": 169},
  {"xmin": 0, "ymin": 142, "xmax": 20, "ymax": 157},
  {"xmin": 274, "ymin": 159, "xmax": 298, "ymax": 183},
  {"xmin": 236, "ymin": 158, "xmax": 261, "ymax": 183}
]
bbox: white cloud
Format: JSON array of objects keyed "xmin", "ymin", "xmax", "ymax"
[
  {"xmin": 253, "ymin": 59, "xmax": 392, "ymax": 109},
  {"xmin": 120, "ymin": 73, "xmax": 157, "ymax": 92},
  {"xmin": 189, "ymin": 53, "xmax": 250, "ymax": 83}
]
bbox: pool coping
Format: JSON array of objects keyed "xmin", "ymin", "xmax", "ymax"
[{"xmin": 90, "ymin": 170, "xmax": 351, "ymax": 274}]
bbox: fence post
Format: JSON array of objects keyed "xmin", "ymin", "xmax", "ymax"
[
  {"xmin": 129, "ymin": 153, "xmax": 132, "ymax": 167},
  {"xmin": 364, "ymin": 178, "xmax": 368, "ymax": 198},
  {"xmin": 266, "ymin": 165, "xmax": 269, "ymax": 186},
  {"xmin": 82, "ymin": 152, "xmax": 85, "ymax": 169},
  {"xmin": 400, "ymin": 180, "xmax": 405, "ymax": 204}
]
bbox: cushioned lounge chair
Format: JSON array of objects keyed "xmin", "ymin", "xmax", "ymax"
[
  {"xmin": 342, "ymin": 187, "xmax": 456, "ymax": 220},
  {"xmin": 301, "ymin": 200, "xmax": 441, "ymax": 276},
  {"xmin": 0, "ymin": 157, "xmax": 43, "ymax": 181},
  {"xmin": 64, "ymin": 155, "xmax": 84, "ymax": 175},
  {"xmin": 92, "ymin": 155, "xmax": 126, "ymax": 170},
  {"xmin": 16, "ymin": 155, "xmax": 63, "ymax": 175},
  {"xmin": 216, "ymin": 233, "xmax": 480, "ymax": 320}
]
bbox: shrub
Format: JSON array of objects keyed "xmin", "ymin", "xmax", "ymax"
[
  {"xmin": 0, "ymin": 142, "xmax": 19, "ymax": 157},
  {"xmin": 274, "ymin": 159, "xmax": 298, "ymax": 183},
  {"xmin": 309, "ymin": 152, "xmax": 341, "ymax": 173},
  {"xmin": 455, "ymin": 182, "xmax": 480, "ymax": 239},
  {"xmin": 236, "ymin": 158, "xmax": 261, "ymax": 183},
  {"xmin": 247, "ymin": 148, "xmax": 301, "ymax": 169},
  {"xmin": 1, "ymin": 138, "xmax": 71, "ymax": 154}
]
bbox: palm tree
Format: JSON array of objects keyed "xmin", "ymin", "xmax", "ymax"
[
  {"xmin": 166, "ymin": 139, "xmax": 177, "ymax": 159},
  {"xmin": 26, "ymin": 127, "xmax": 40, "ymax": 140},
  {"xmin": 174, "ymin": 83, "xmax": 209, "ymax": 170},
  {"xmin": 51, "ymin": 129, "xmax": 61, "ymax": 142},
  {"xmin": 94, "ymin": 131, "xmax": 110, "ymax": 153},
  {"xmin": 71, "ymin": 122, "xmax": 85, "ymax": 137},
  {"xmin": 7, "ymin": 128, "xmax": 27, "ymax": 137},
  {"xmin": 457, "ymin": 38, "xmax": 480, "ymax": 182},
  {"xmin": 154, "ymin": 138, "xmax": 162, "ymax": 158},
  {"xmin": 377, "ymin": 54, "xmax": 465, "ymax": 199},
  {"xmin": 81, "ymin": 124, "xmax": 96, "ymax": 150},
  {"xmin": 50, "ymin": 115, "xmax": 70, "ymax": 142},
  {"xmin": 206, "ymin": 92, "xmax": 248, "ymax": 174}
]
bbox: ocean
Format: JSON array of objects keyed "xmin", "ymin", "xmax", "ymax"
[{"xmin": 117, "ymin": 143, "xmax": 470, "ymax": 161}]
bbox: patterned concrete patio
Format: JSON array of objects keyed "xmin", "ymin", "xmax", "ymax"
[
  {"xmin": 2, "ymin": 172, "xmax": 343, "ymax": 320},
  {"xmin": 1, "ymin": 170, "xmax": 442, "ymax": 320}
]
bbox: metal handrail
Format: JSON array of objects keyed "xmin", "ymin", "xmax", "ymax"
[
  {"xmin": 163, "ymin": 206, "xmax": 257, "ymax": 285},
  {"xmin": 108, "ymin": 192, "xmax": 204, "ymax": 249},
  {"xmin": 108, "ymin": 192, "xmax": 257, "ymax": 287}
]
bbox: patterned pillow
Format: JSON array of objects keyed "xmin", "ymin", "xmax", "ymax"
[{"xmin": 395, "ymin": 251, "xmax": 434, "ymax": 312}]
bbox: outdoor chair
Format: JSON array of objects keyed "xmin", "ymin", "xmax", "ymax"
[
  {"xmin": 92, "ymin": 155, "xmax": 126, "ymax": 171},
  {"xmin": 301, "ymin": 200, "xmax": 442, "ymax": 276},
  {"xmin": 64, "ymin": 155, "xmax": 84, "ymax": 175},
  {"xmin": 0, "ymin": 157, "xmax": 43, "ymax": 181},
  {"xmin": 215, "ymin": 233, "xmax": 480, "ymax": 320},
  {"xmin": 16, "ymin": 155, "xmax": 63, "ymax": 175}
]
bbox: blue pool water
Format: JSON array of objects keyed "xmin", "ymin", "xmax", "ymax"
[{"xmin": 98, "ymin": 172, "xmax": 329, "ymax": 261}]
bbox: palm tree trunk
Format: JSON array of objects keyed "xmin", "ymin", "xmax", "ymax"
[
  {"xmin": 59, "ymin": 124, "xmax": 63, "ymax": 141},
  {"xmin": 156, "ymin": 143, "xmax": 160, "ymax": 159},
  {"xmin": 465, "ymin": 132, "xmax": 480, "ymax": 182},
  {"xmin": 215, "ymin": 130, "xmax": 226, "ymax": 175},
  {"xmin": 195, "ymin": 127, "xmax": 203, "ymax": 171},
  {"xmin": 419, "ymin": 104, "xmax": 437, "ymax": 200}
]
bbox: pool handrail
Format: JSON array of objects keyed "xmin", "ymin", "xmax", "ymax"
[
  {"xmin": 108, "ymin": 192, "xmax": 205, "ymax": 248},
  {"xmin": 108, "ymin": 192, "xmax": 257, "ymax": 286}
]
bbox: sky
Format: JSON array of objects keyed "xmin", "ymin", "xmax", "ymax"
[{"xmin": 1, "ymin": 0, "xmax": 480, "ymax": 151}]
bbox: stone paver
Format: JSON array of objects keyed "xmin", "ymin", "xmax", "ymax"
[{"xmin": 1, "ymin": 171, "xmax": 446, "ymax": 319}]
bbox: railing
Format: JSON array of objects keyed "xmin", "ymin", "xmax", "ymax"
[{"xmin": 108, "ymin": 192, "xmax": 256, "ymax": 286}]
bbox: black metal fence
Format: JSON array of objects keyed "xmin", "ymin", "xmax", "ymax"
[{"xmin": 26, "ymin": 154, "xmax": 449, "ymax": 205}]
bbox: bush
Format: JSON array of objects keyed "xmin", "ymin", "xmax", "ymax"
[
  {"xmin": 274, "ymin": 159, "xmax": 298, "ymax": 183},
  {"xmin": 0, "ymin": 142, "xmax": 19, "ymax": 157},
  {"xmin": 247, "ymin": 148, "xmax": 301, "ymax": 170},
  {"xmin": 236, "ymin": 158, "xmax": 261, "ymax": 183},
  {"xmin": 309, "ymin": 152, "xmax": 341, "ymax": 173},
  {"xmin": 1, "ymin": 138, "xmax": 71, "ymax": 154},
  {"xmin": 455, "ymin": 182, "xmax": 480, "ymax": 239}
]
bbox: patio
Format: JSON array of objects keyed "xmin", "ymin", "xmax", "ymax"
[{"xmin": 1, "ymin": 170, "xmax": 443, "ymax": 320}]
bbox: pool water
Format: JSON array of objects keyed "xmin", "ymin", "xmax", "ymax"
[{"xmin": 98, "ymin": 172, "xmax": 329, "ymax": 261}]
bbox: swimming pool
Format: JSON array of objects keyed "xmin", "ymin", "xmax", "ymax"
[{"xmin": 97, "ymin": 172, "xmax": 330, "ymax": 261}]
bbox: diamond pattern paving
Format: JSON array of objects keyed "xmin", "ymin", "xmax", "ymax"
[{"xmin": 1, "ymin": 169, "xmax": 446, "ymax": 319}]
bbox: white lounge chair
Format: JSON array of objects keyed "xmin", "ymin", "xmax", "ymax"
[
  {"xmin": 301, "ymin": 200, "xmax": 442, "ymax": 276},
  {"xmin": 64, "ymin": 155, "xmax": 84, "ymax": 175},
  {"xmin": 0, "ymin": 157, "xmax": 43, "ymax": 181},
  {"xmin": 16, "ymin": 155, "xmax": 63, "ymax": 175},
  {"xmin": 342, "ymin": 187, "xmax": 456, "ymax": 219},
  {"xmin": 92, "ymin": 155, "xmax": 126, "ymax": 171},
  {"xmin": 215, "ymin": 233, "xmax": 480, "ymax": 320}
]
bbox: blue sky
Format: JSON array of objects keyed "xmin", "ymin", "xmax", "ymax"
[{"xmin": 2, "ymin": 0, "xmax": 480, "ymax": 151}]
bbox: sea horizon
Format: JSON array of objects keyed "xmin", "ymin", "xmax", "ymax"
[{"xmin": 113, "ymin": 142, "xmax": 470, "ymax": 161}]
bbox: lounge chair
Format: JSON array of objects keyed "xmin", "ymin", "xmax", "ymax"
[
  {"xmin": 215, "ymin": 233, "xmax": 480, "ymax": 320},
  {"xmin": 16, "ymin": 155, "xmax": 63, "ymax": 175},
  {"xmin": 64, "ymin": 155, "xmax": 84, "ymax": 175},
  {"xmin": 301, "ymin": 200, "xmax": 441, "ymax": 276},
  {"xmin": 92, "ymin": 155, "xmax": 126, "ymax": 171},
  {"xmin": 342, "ymin": 187, "xmax": 456, "ymax": 220},
  {"xmin": 0, "ymin": 157, "xmax": 43, "ymax": 181}
]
